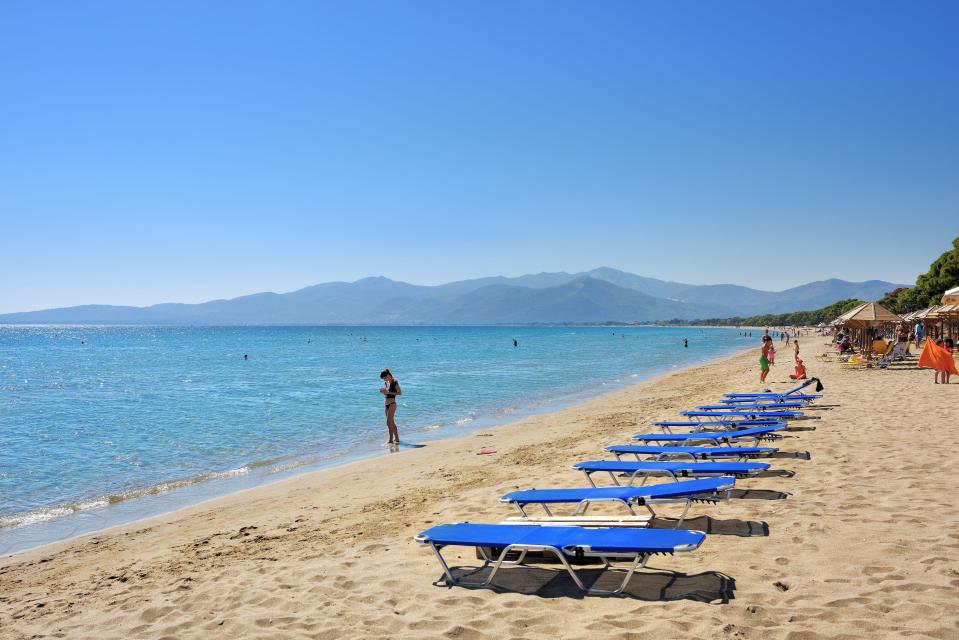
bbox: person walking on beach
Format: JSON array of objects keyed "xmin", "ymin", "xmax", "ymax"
[
  {"xmin": 379, "ymin": 368, "xmax": 402, "ymax": 444},
  {"xmin": 944, "ymin": 339, "xmax": 955, "ymax": 384},
  {"xmin": 759, "ymin": 336, "xmax": 772, "ymax": 383},
  {"xmin": 794, "ymin": 339, "xmax": 800, "ymax": 360}
]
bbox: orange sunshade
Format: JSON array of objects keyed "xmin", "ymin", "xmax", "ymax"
[{"xmin": 918, "ymin": 339, "xmax": 959, "ymax": 375}]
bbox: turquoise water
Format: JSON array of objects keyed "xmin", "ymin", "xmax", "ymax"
[{"xmin": 0, "ymin": 325, "xmax": 754, "ymax": 553}]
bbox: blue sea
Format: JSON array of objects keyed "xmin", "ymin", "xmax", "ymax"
[{"xmin": 0, "ymin": 325, "xmax": 754, "ymax": 553}]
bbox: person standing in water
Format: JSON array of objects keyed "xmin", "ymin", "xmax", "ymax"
[
  {"xmin": 379, "ymin": 368, "xmax": 402, "ymax": 444},
  {"xmin": 684, "ymin": 338, "xmax": 688, "ymax": 348}
]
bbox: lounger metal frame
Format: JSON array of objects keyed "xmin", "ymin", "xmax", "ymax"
[
  {"xmin": 633, "ymin": 429, "xmax": 783, "ymax": 447},
  {"xmin": 607, "ymin": 446, "xmax": 767, "ymax": 462},
  {"xmin": 574, "ymin": 464, "xmax": 760, "ymax": 487},
  {"xmin": 500, "ymin": 488, "xmax": 728, "ymax": 529},
  {"xmin": 655, "ymin": 419, "xmax": 782, "ymax": 433},
  {"xmin": 415, "ymin": 534, "xmax": 700, "ymax": 595}
]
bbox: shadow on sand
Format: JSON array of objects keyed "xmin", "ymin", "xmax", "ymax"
[
  {"xmin": 648, "ymin": 515, "xmax": 769, "ymax": 537},
  {"xmin": 438, "ymin": 566, "xmax": 736, "ymax": 602},
  {"xmin": 729, "ymin": 488, "xmax": 790, "ymax": 500},
  {"xmin": 756, "ymin": 469, "xmax": 795, "ymax": 478},
  {"xmin": 768, "ymin": 451, "xmax": 811, "ymax": 460}
]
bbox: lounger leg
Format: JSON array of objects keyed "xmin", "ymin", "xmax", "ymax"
[
  {"xmin": 555, "ymin": 551, "xmax": 648, "ymax": 595},
  {"xmin": 432, "ymin": 543, "xmax": 534, "ymax": 588},
  {"xmin": 642, "ymin": 500, "xmax": 657, "ymax": 518},
  {"xmin": 608, "ymin": 470, "xmax": 620, "ymax": 486},
  {"xmin": 581, "ymin": 470, "xmax": 597, "ymax": 488},
  {"xmin": 430, "ymin": 543, "xmax": 460, "ymax": 586},
  {"xmin": 675, "ymin": 498, "xmax": 691, "ymax": 529}
]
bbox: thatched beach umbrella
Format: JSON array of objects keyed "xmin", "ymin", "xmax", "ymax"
[
  {"xmin": 941, "ymin": 286, "xmax": 959, "ymax": 305},
  {"xmin": 832, "ymin": 302, "xmax": 903, "ymax": 352},
  {"xmin": 931, "ymin": 303, "xmax": 959, "ymax": 341}
]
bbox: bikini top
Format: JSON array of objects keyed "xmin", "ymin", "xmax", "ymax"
[{"xmin": 385, "ymin": 380, "xmax": 398, "ymax": 399}]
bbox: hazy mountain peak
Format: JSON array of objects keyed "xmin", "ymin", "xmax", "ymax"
[{"xmin": 0, "ymin": 269, "xmax": 908, "ymax": 325}]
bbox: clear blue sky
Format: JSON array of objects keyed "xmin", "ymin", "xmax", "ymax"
[{"xmin": 2, "ymin": 1, "xmax": 957, "ymax": 313}]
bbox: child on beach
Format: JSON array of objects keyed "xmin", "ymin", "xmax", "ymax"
[
  {"xmin": 938, "ymin": 339, "xmax": 955, "ymax": 384},
  {"xmin": 760, "ymin": 336, "xmax": 771, "ymax": 383},
  {"xmin": 789, "ymin": 357, "xmax": 807, "ymax": 380},
  {"xmin": 379, "ymin": 369, "xmax": 402, "ymax": 444}
]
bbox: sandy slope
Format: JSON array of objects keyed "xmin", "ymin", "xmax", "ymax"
[{"xmin": 2, "ymin": 341, "xmax": 958, "ymax": 640}]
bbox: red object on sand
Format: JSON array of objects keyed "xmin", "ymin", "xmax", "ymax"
[
  {"xmin": 477, "ymin": 449, "xmax": 497, "ymax": 455},
  {"xmin": 789, "ymin": 359, "xmax": 807, "ymax": 380},
  {"xmin": 919, "ymin": 340, "xmax": 958, "ymax": 375}
]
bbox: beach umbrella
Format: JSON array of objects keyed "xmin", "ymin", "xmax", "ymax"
[{"xmin": 831, "ymin": 302, "xmax": 903, "ymax": 352}]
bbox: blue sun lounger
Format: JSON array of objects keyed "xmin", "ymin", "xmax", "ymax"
[
  {"xmin": 500, "ymin": 477, "xmax": 735, "ymax": 527},
  {"xmin": 723, "ymin": 394, "xmax": 820, "ymax": 402},
  {"xmin": 633, "ymin": 424, "xmax": 785, "ymax": 446},
  {"xmin": 415, "ymin": 523, "xmax": 706, "ymax": 595},
  {"xmin": 606, "ymin": 444, "xmax": 776, "ymax": 461},
  {"xmin": 724, "ymin": 379, "xmax": 823, "ymax": 400},
  {"xmin": 720, "ymin": 397, "xmax": 816, "ymax": 405},
  {"xmin": 681, "ymin": 410, "xmax": 803, "ymax": 420},
  {"xmin": 696, "ymin": 402, "xmax": 805, "ymax": 411},
  {"xmin": 573, "ymin": 460, "xmax": 768, "ymax": 486},
  {"xmin": 654, "ymin": 419, "xmax": 782, "ymax": 433}
]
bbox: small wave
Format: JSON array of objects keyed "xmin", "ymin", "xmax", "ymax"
[
  {"xmin": 0, "ymin": 465, "xmax": 254, "ymax": 530},
  {"xmin": 425, "ymin": 423, "xmax": 441, "ymax": 430},
  {"xmin": 206, "ymin": 466, "xmax": 250, "ymax": 481},
  {"xmin": 264, "ymin": 461, "xmax": 304, "ymax": 475},
  {"xmin": 0, "ymin": 498, "xmax": 110, "ymax": 529}
]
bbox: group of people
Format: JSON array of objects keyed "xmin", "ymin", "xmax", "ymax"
[{"xmin": 760, "ymin": 329, "xmax": 805, "ymax": 383}]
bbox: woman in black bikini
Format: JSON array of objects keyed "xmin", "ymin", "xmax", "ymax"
[{"xmin": 379, "ymin": 368, "xmax": 402, "ymax": 444}]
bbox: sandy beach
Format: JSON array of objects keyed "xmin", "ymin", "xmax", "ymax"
[{"xmin": 3, "ymin": 341, "xmax": 958, "ymax": 640}]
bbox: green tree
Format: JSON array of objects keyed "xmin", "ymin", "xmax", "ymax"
[{"xmin": 882, "ymin": 236, "xmax": 959, "ymax": 313}]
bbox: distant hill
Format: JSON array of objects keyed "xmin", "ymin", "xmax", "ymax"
[{"xmin": 0, "ymin": 268, "xmax": 907, "ymax": 325}]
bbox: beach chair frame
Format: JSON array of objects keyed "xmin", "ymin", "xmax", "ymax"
[
  {"xmin": 501, "ymin": 492, "xmax": 726, "ymax": 529},
  {"xmin": 416, "ymin": 533, "xmax": 702, "ymax": 595},
  {"xmin": 606, "ymin": 445, "xmax": 773, "ymax": 462},
  {"xmin": 573, "ymin": 463, "xmax": 761, "ymax": 488}
]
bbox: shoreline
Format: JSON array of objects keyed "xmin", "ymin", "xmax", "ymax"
[
  {"xmin": 7, "ymin": 343, "xmax": 956, "ymax": 639},
  {"xmin": 1, "ymin": 344, "xmax": 755, "ymax": 559}
]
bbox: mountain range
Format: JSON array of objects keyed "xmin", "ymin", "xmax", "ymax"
[{"xmin": 0, "ymin": 268, "xmax": 906, "ymax": 325}]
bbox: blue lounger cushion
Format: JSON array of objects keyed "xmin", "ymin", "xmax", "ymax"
[
  {"xmin": 720, "ymin": 397, "xmax": 814, "ymax": 404},
  {"xmin": 681, "ymin": 410, "xmax": 803, "ymax": 418},
  {"xmin": 501, "ymin": 477, "xmax": 734, "ymax": 506},
  {"xmin": 634, "ymin": 424, "xmax": 785, "ymax": 443},
  {"xmin": 723, "ymin": 393, "xmax": 821, "ymax": 400},
  {"xmin": 725, "ymin": 379, "xmax": 822, "ymax": 397},
  {"xmin": 654, "ymin": 419, "xmax": 782, "ymax": 429},
  {"xmin": 417, "ymin": 523, "xmax": 705, "ymax": 554},
  {"xmin": 606, "ymin": 445, "xmax": 776, "ymax": 458},
  {"xmin": 696, "ymin": 403, "xmax": 804, "ymax": 410},
  {"xmin": 573, "ymin": 460, "xmax": 768, "ymax": 479},
  {"xmin": 415, "ymin": 524, "xmax": 708, "ymax": 594}
]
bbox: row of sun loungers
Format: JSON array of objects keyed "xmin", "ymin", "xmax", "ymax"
[{"xmin": 415, "ymin": 378, "xmax": 822, "ymax": 595}]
